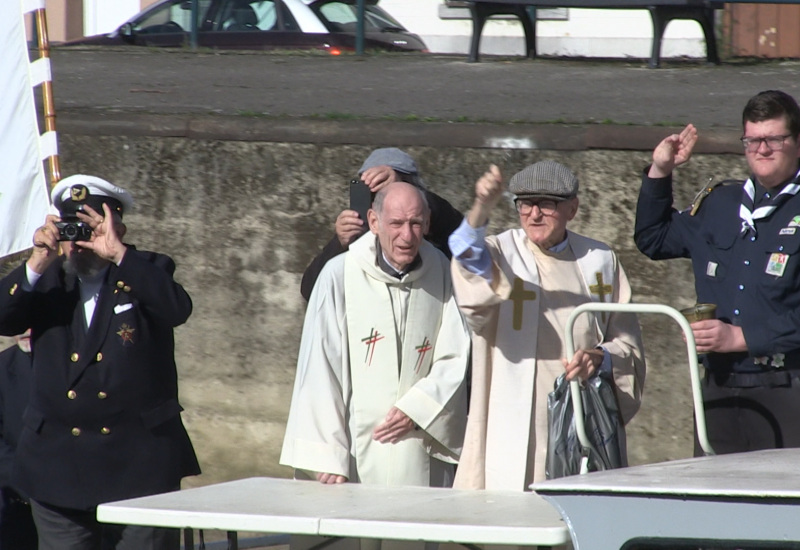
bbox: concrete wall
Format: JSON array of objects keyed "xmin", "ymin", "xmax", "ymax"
[{"xmin": 1, "ymin": 123, "xmax": 751, "ymax": 489}]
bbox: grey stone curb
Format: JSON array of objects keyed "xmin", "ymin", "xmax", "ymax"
[{"xmin": 57, "ymin": 111, "xmax": 743, "ymax": 154}]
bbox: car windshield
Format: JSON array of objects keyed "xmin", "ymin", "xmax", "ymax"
[
  {"xmin": 132, "ymin": 0, "xmax": 213, "ymax": 33},
  {"xmin": 130, "ymin": 0, "xmax": 305, "ymax": 34},
  {"xmin": 217, "ymin": 1, "xmax": 273, "ymax": 30},
  {"xmin": 311, "ymin": 1, "xmax": 407, "ymax": 33}
]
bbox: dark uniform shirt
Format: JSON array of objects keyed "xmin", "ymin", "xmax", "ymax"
[{"xmin": 635, "ymin": 168, "xmax": 800, "ymax": 374}]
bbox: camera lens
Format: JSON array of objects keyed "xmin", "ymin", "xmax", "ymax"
[{"xmin": 64, "ymin": 225, "xmax": 78, "ymax": 239}]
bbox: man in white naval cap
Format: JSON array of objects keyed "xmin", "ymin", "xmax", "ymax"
[
  {"xmin": 448, "ymin": 161, "xmax": 646, "ymax": 491},
  {"xmin": 0, "ymin": 174, "xmax": 199, "ymax": 549}
]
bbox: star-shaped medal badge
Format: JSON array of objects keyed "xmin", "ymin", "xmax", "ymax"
[{"xmin": 117, "ymin": 323, "xmax": 136, "ymax": 346}]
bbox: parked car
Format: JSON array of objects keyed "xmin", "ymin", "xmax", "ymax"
[{"xmin": 66, "ymin": 0, "xmax": 428, "ymax": 53}]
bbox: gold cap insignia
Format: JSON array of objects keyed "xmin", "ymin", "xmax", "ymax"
[{"xmin": 70, "ymin": 185, "xmax": 88, "ymax": 203}]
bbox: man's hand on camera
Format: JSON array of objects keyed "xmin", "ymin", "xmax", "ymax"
[
  {"xmin": 28, "ymin": 215, "xmax": 62, "ymax": 275},
  {"xmin": 76, "ymin": 203, "xmax": 128, "ymax": 265}
]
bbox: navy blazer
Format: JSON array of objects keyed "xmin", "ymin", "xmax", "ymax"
[
  {"xmin": 0, "ymin": 248, "xmax": 200, "ymax": 510},
  {"xmin": 0, "ymin": 345, "xmax": 32, "ymax": 493}
]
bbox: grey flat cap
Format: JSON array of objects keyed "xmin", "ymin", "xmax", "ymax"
[
  {"xmin": 358, "ymin": 148, "xmax": 418, "ymax": 176},
  {"xmin": 509, "ymin": 161, "xmax": 578, "ymax": 199}
]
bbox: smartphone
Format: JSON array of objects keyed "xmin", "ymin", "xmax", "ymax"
[{"xmin": 349, "ymin": 179, "xmax": 372, "ymax": 222}]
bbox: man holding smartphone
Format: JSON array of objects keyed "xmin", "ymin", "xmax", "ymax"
[{"xmin": 300, "ymin": 148, "xmax": 463, "ymax": 301}]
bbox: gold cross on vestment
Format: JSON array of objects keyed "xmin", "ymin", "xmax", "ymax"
[
  {"xmin": 589, "ymin": 272, "xmax": 612, "ymax": 322},
  {"xmin": 510, "ymin": 277, "xmax": 537, "ymax": 330}
]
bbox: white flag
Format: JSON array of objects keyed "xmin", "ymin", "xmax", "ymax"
[{"xmin": 0, "ymin": 0, "xmax": 52, "ymax": 258}]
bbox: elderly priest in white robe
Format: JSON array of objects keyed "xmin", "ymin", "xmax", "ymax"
[
  {"xmin": 449, "ymin": 161, "xmax": 646, "ymax": 491},
  {"xmin": 281, "ymin": 181, "xmax": 469, "ymax": 488}
]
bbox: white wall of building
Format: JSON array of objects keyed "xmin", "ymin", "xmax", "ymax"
[
  {"xmin": 381, "ymin": 0, "xmax": 707, "ymax": 58},
  {"xmin": 83, "ymin": 0, "xmax": 140, "ymax": 35}
]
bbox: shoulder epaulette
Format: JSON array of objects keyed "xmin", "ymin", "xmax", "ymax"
[{"xmin": 689, "ymin": 178, "xmax": 744, "ymax": 216}]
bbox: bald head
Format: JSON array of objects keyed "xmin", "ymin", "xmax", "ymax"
[{"xmin": 368, "ymin": 182, "xmax": 430, "ymax": 272}]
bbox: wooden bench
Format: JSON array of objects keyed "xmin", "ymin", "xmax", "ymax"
[{"xmin": 450, "ymin": 0, "xmax": 721, "ymax": 67}]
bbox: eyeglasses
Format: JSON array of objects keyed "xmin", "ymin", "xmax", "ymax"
[
  {"xmin": 515, "ymin": 198, "xmax": 560, "ymax": 215},
  {"xmin": 740, "ymin": 134, "xmax": 792, "ymax": 152}
]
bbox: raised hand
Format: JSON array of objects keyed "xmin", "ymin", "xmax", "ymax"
[
  {"xmin": 28, "ymin": 214, "xmax": 63, "ymax": 274},
  {"xmin": 649, "ymin": 123, "xmax": 698, "ymax": 178},
  {"xmin": 335, "ymin": 209, "xmax": 367, "ymax": 248},
  {"xmin": 468, "ymin": 164, "xmax": 505, "ymax": 228},
  {"xmin": 361, "ymin": 165, "xmax": 399, "ymax": 193},
  {"xmin": 75, "ymin": 203, "xmax": 127, "ymax": 265}
]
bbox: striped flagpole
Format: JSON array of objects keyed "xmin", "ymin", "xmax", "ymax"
[{"xmin": 32, "ymin": 1, "xmax": 61, "ymax": 185}]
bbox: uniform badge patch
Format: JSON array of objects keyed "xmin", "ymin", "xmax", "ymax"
[
  {"xmin": 780, "ymin": 227, "xmax": 797, "ymax": 235},
  {"xmin": 706, "ymin": 262, "xmax": 718, "ymax": 277},
  {"xmin": 117, "ymin": 323, "xmax": 136, "ymax": 345},
  {"xmin": 766, "ymin": 253, "xmax": 789, "ymax": 277},
  {"xmin": 789, "ymin": 215, "xmax": 800, "ymax": 227}
]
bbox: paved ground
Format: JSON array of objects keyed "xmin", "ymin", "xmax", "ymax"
[{"xmin": 50, "ymin": 47, "xmax": 800, "ymax": 133}]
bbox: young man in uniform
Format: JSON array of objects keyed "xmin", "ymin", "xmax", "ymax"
[{"xmin": 636, "ymin": 90, "xmax": 800, "ymax": 454}]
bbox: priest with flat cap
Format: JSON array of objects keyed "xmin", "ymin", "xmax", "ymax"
[
  {"xmin": 0, "ymin": 174, "xmax": 199, "ymax": 550},
  {"xmin": 449, "ymin": 161, "xmax": 646, "ymax": 491}
]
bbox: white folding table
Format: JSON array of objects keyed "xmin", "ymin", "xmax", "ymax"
[
  {"xmin": 534, "ymin": 448, "xmax": 800, "ymax": 549},
  {"xmin": 97, "ymin": 477, "xmax": 569, "ymax": 549}
]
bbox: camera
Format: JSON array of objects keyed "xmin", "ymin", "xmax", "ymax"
[{"xmin": 55, "ymin": 220, "xmax": 92, "ymax": 242}]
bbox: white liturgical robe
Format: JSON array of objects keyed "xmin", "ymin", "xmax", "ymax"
[
  {"xmin": 280, "ymin": 232, "xmax": 469, "ymax": 486},
  {"xmin": 452, "ymin": 228, "xmax": 646, "ymax": 491}
]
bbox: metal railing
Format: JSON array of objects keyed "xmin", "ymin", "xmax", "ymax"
[{"xmin": 565, "ymin": 302, "xmax": 714, "ymax": 475}]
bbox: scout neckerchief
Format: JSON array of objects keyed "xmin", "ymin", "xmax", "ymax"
[{"xmin": 739, "ymin": 168, "xmax": 800, "ymax": 235}]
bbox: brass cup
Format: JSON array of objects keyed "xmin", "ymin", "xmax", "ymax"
[{"xmin": 680, "ymin": 303, "xmax": 717, "ymax": 323}]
